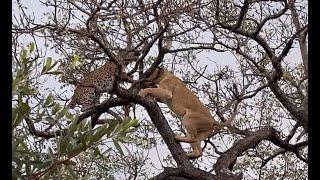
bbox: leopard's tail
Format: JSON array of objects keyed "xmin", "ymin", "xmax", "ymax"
[{"xmin": 68, "ymin": 95, "xmax": 77, "ymax": 109}]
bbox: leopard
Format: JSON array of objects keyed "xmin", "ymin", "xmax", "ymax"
[{"xmin": 69, "ymin": 50, "xmax": 140, "ymax": 111}]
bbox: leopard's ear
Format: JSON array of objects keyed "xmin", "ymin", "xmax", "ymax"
[
  {"xmin": 157, "ymin": 65, "xmax": 164, "ymax": 71},
  {"xmin": 133, "ymin": 51, "xmax": 141, "ymax": 56}
]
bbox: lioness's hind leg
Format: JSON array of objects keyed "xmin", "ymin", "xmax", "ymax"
[
  {"xmin": 187, "ymin": 141, "xmax": 202, "ymax": 159},
  {"xmin": 175, "ymin": 116, "xmax": 200, "ymax": 143},
  {"xmin": 175, "ymin": 134, "xmax": 197, "ymax": 143}
]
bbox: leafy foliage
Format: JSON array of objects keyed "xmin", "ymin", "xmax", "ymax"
[{"xmin": 12, "ymin": 44, "xmax": 140, "ymax": 179}]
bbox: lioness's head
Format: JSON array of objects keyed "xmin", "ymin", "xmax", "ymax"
[{"xmin": 141, "ymin": 67, "xmax": 165, "ymax": 86}]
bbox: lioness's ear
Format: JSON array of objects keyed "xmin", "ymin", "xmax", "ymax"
[{"xmin": 157, "ymin": 66, "xmax": 165, "ymax": 75}]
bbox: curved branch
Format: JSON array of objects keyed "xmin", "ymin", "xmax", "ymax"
[
  {"xmin": 254, "ymin": 1, "xmax": 288, "ymax": 36},
  {"xmin": 151, "ymin": 167, "xmax": 219, "ymax": 180},
  {"xmin": 25, "ymin": 98, "xmax": 130, "ymax": 139},
  {"xmin": 116, "ymin": 87, "xmax": 192, "ymax": 167},
  {"xmin": 25, "ymin": 118, "xmax": 67, "ymax": 139},
  {"xmin": 116, "ymin": 87, "xmax": 245, "ymax": 180},
  {"xmin": 214, "ymin": 127, "xmax": 307, "ymax": 178},
  {"xmin": 233, "ymin": 0, "xmax": 250, "ymax": 30},
  {"xmin": 76, "ymin": 97, "xmax": 129, "ymax": 124},
  {"xmin": 260, "ymin": 148, "xmax": 286, "ymax": 168},
  {"xmin": 268, "ymin": 82, "xmax": 308, "ymax": 130}
]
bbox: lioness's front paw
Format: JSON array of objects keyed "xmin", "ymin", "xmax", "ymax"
[
  {"xmin": 186, "ymin": 151, "xmax": 202, "ymax": 159},
  {"xmin": 138, "ymin": 90, "xmax": 147, "ymax": 97},
  {"xmin": 174, "ymin": 134, "xmax": 183, "ymax": 142}
]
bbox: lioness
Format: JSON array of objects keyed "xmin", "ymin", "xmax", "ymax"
[{"xmin": 139, "ymin": 67, "xmax": 232, "ymax": 159}]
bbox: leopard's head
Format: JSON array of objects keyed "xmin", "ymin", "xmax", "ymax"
[{"xmin": 118, "ymin": 50, "xmax": 141, "ymax": 64}]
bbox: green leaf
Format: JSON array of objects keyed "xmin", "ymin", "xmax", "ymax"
[
  {"xmin": 46, "ymin": 57, "xmax": 52, "ymax": 67},
  {"xmin": 44, "ymin": 94, "xmax": 54, "ymax": 107},
  {"xmin": 12, "ymin": 102, "xmax": 31, "ymax": 129},
  {"xmin": 34, "ymin": 158, "xmax": 52, "ymax": 169},
  {"xmin": 45, "ymin": 61, "xmax": 58, "ymax": 73},
  {"xmin": 71, "ymin": 55, "xmax": 82, "ymax": 69},
  {"xmin": 56, "ymin": 107, "xmax": 68, "ymax": 119},
  {"xmin": 101, "ymin": 148, "xmax": 112, "ymax": 155},
  {"xmin": 65, "ymin": 112, "xmax": 74, "ymax": 121},
  {"xmin": 106, "ymin": 120, "xmax": 120, "ymax": 137},
  {"xmin": 36, "ymin": 109, "xmax": 45, "ymax": 120},
  {"xmin": 93, "ymin": 147, "xmax": 101, "ymax": 157},
  {"xmin": 78, "ymin": 120, "xmax": 90, "ymax": 132},
  {"xmin": 112, "ymin": 139, "xmax": 124, "ymax": 156},
  {"xmin": 51, "ymin": 104, "xmax": 61, "ymax": 115},
  {"xmin": 12, "ymin": 75, "xmax": 21, "ymax": 94},
  {"xmin": 12, "ymin": 171, "xmax": 20, "ymax": 179},
  {"xmin": 20, "ymin": 86, "xmax": 36, "ymax": 96},
  {"xmin": 120, "ymin": 118, "xmax": 138, "ymax": 133},
  {"xmin": 17, "ymin": 139, "xmax": 28, "ymax": 151},
  {"xmin": 67, "ymin": 116, "xmax": 79, "ymax": 134},
  {"xmin": 28, "ymin": 42, "xmax": 35, "ymax": 53},
  {"xmin": 89, "ymin": 124, "xmax": 109, "ymax": 143},
  {"xmin": 25, "ymin": 63, "xmax": 33, "ymax": 73},
  {"xmin": 44, "ymin": 71, "xmax": 63, "ymax": 75},
  {"xmin": 72, "ymin": 55, "xmax": 81, "ymax": 62},
  {"xmin": 58, "ymin": 136, "xmax": 69, "ymax": 155},
  {"xmin": 12, "ymin": 108, "xmax": 18, "ymax": 126},
  {"xmin": 66, "ymin": 165, "xmax": 77, "ymax": 178},
  {"xmin": 12, "ymin": 139, "xmax": 18, "ymax": 151},
  {"xmin": 41, "ymin": 57, "xmax": 52, "ymax": 74},
  {"xmin": 113, "ymin": 120, "xmax": 125, "ymax": 135},
  {"xmin": 283, "ymin": 71, "xmax": 291, "ymax": 81},
  {"xmin": 96, "ymin": 162, "xmax": 109, "ymax": 171},
  {"xmin": 68, "ymin": 143, "xmax": 85, "ymax": 158},
  {"xmin": 20, "ymin": 49, "xmax": 28, "ymax": 62}
]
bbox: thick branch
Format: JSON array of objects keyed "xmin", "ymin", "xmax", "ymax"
[
  {"xmin": 151, "ymin": 167, "xmax": 219, "ymax": 180},
  {"xmin": 77, "ymin": 98, "xmax": 129, "ymax": 124},
  {"xmin": 116, "ymin": 87, "xmax": 192, "ymax": 167},
  {"xmin": 24, "ymin": 98, "xmax": 130, "ymax": 139},
  {"xmin": 268, "ymin": 82, "xmax": 308, "ymax": 130},
  {"xmin": 116, "ymin": 87, "xmax": 243, "ymax": 180},
  {"xmin": 215, "ymin": 127, "xmax": 307, "ymax": 178},
  {"xmin": 288, "ymin": 0, "xmax": 308, "ymax": 74},
  {"xmin": 233, "ymin": 0, "xmax": 250, "ymax": 30},
  {"xmin": 25, "ymin": 118, "xmax": 67, "ymax": 139}
]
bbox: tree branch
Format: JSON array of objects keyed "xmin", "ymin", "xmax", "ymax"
[
  {"xmin": 214, "ymin": 127, "xmax": 307, "ymax": 178},
  {"xmin": 25, "ymin": 118, "xmax": 67, "ymax": 139}
]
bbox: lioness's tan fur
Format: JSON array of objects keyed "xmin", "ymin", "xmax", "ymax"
[{"xmin": 139, "ymin": 68, "xmax": 232, "ymax": 158}]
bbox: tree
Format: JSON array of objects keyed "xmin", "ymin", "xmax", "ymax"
[{"xmin": 12, "ymin": 0, "xmax": 308, "ymax": 179}]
